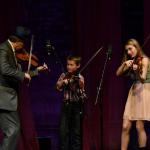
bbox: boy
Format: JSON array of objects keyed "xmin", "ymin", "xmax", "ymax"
[{"xmin": 56, "ymin": 55, "xmax": 86, "ymax": 150}]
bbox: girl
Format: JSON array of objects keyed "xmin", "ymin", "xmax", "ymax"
[{"xmin": 116, "ymin": 39, "xmax": 150, "ymax": 150}]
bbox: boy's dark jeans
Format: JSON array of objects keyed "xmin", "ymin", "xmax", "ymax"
[{"xmin": 60, "ymin": 101, "xmax": 83, "ymax": 150}]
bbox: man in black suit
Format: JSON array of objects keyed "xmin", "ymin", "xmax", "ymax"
[{"xmin": 0, "ymin": 27, "xmax": 47, "ymax": 150}]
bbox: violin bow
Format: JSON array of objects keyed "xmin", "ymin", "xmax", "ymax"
[
  {"xmin": 27, "ymin": 34, "xmax": 34, "ymax": 73},
  {"xmin": 79, "ymin": 46, "xmax": 103, "ymax": 73},
  {"xmin": 142, "ymin": 33, "xmax": 150, "ymax": 48}
]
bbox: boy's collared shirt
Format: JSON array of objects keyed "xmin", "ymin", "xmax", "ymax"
[{"xmin": 56, "ymin": 72, "xmax": 86, "ymax": 103}]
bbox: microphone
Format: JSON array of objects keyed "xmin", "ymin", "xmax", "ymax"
[
  {"xmin": 45, "ymin": 40, "xmax": 55, "ymax": 55},
  {"xmin": 107, "ymin": 45, "xmax": 112, "ymax": 60}
]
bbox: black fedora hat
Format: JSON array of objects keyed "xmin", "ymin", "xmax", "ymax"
[{"xmin": 12, "ymin": 26, "xmax": 31, "ymax": 41}]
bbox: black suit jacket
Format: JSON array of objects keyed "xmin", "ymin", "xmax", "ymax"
[{"xmin": 0, "ymin": 41, "xmax": 25, "ymax": 111}]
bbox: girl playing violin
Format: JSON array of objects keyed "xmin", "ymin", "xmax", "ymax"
[
  {"xmin": 56, "ymin": 55, "xmax": 86, "ymax": 150},
  {"xmin": 116, "ymin": 39, "xmax": 150, "ymax": 150}
]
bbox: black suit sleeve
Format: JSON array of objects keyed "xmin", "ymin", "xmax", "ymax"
[{"xmin": 0, "ymin": 49, "xmax": 25, "ymax": 81}]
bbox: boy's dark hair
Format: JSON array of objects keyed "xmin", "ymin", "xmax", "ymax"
[{"xmin": 67, "ymin": 55, "xmax": 81, "ymax": 65}]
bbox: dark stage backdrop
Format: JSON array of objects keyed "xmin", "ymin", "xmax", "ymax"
[
  {"xmin": 73, "ymin": 0, "xmax": 123, "ymax": 149},
  {"xmin": 1, "ymin": 0, "xmax": 150, "ymax": 150},
  {"xmin": 144, "ymin": 0, "xmax": 150, "ymax": 55}
]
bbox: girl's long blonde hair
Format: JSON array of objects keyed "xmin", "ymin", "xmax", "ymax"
[{"xmin": 123, "ymin": 39, "xmax": 144, "ymax": 74}]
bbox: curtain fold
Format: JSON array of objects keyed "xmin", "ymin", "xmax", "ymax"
[
  {"xmin": 17, "ymin": 83, "xmax": 40, "ymax": 150},
  {"xmin": 73, "ymin": 0, "xmax": 123, "ymax": 149}
]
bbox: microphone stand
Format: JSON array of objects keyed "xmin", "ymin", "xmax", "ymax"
[
  {"xmin": 52, "ymin": 47, "xmax": 65, "ymax": 73},
  {"xmin": 46, "ymin": 40, "xmax": 65, "ymax": 72},
  {"xmin": 94, "ymin": 48, "xmax": 111, "ymax": 150}
]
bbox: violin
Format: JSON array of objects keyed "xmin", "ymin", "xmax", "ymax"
[
  {"xmin": 132, "ymin": 56, "xmax": 143, "ymax": 74},
  {"xmin": 16, "ymin": 49, "xmax": 39, "ymax": 67},
  {"xmin": 133, "ymin": 56, "xmax": 143, "ymax": 65},
  {"xmin": 64, "ymin": 72, "xmax": 80, "ymax": 83}
]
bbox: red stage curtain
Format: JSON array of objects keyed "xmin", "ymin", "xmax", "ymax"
[
  {"xmin": 73, "ymin": 0, "xmax": 124, "ymax": 149},
  {"xmin": 17, "ymin": 84, "xmax": 40, "ymax": 150}
]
